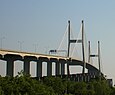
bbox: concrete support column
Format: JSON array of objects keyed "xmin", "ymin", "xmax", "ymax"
[
  {"xmin": 24, "ymin": 60, "xmax": 30, "ymax": 75},
  {"xmin": 61, "ymin": 63, "xmax": 65, "ymax": 75},
  {"xmin": 6, "ymin": 59, "xmax": 14, "ymax": 77},
  {"xmin": 59, "ymin": 59, "xmax": 66, "ymax": 75},
  {"xmin": 47, "ymin": 61, "xmax": 52, "ymax": 76},
  {"xmin": 56, "ymin": 62, "xmax": 60, "ymax": 75},
  {"xmin": 37, "ymin": 60, "xmax": 42, "ymax": 77}
]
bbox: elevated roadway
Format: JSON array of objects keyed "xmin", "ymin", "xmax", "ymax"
[{"xmin": 0, "ymin": 49, "xmax": 100, "ymax": 77}]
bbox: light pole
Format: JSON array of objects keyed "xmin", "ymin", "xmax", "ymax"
[
  {"xmin": 33, "ymin": 43, "xmax": 38, "ymax": 53},
  {"xmin": 0, "ymin": 37, "xmax": 5, "ymax": 49},
  {"xmin": 18, "ymin": 41, "xmax": 24, "ymax": 51},
  {"xmin": 45, "ymin": 46, "xmax": 49, "ymax": 54}
]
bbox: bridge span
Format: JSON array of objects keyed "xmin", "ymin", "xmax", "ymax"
[
  {"xmin": 0, "ymin": 20, "xmax": 102, "ymax": 80},
  {"xmin": 0, "ymin": 49, "xmax": 99, "ymax": 77}
]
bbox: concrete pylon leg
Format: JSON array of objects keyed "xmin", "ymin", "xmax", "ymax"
[
  {"xmin": 47, "ymin": 61, "xmax": 52, "ymax": 76},
  {"xmin": 56, "ymin": 62, "xmax": 60, "ymax": 75},
  {"xmin": 6, "ymin": 60, "xmax": 14, "ymax": 77},
  {"xmin": 24, "ymin": 60, "xmax": 30, "ymax": 75},
  {"xmin": 61, "ymin": 63, "xmax": 65, "ymax": 75},
  {"xmin": 37, "ymin": 60, "xmax": 42, "ymax": 77}
]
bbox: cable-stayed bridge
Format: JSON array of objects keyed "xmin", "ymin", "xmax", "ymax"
[{"xmin": 0, "ymin": 20, "xmax": 103, "ymax": 81}]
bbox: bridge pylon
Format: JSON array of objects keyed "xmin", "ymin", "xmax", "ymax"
[
  {"xmin": 67, "ymin": 20, "xmax": 86, "ymax": 77},
  {"xmin": 88, "ymin": 41, "xmax": 101, "ymax": 80}
]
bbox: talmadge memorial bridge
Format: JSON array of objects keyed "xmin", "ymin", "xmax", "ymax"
[{"xmin": 0, "ymin": 20, "xmax": 103, "ymax": 81}]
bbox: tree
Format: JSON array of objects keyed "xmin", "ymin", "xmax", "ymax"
[
  {"xmin": 0, "ymin": 71, "xmax": 56, "ymax": 95},
  {"xmin": 92, "ymin": 80, "xmax": 111, "ymax": 95},
  {"xmin": 0, "ymin": 71, "xmax": 114, "ymax": 95},
  {"xmin": 43, "ymin": 76, "xmax": 67, "ymax": 94}
]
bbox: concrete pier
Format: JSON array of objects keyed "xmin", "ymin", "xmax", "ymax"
[
  {"xmin": 0, "ymin": 51, "xmax": 100, "ymax": 77},
  {"xmin": 47, "ymin": 60, "xmax": 52, "ymax": 76},
  {"xmin": 24, "ymin": 59, "xmax": 30, "ymax": 75},
  {"xmin": 7, "ymin": 59, "xmax": 14, "ymax": 76},
  {"xmin": 60, "ymin": 59, "xmax": 66, "ymax": 75},
  {"xmin": 37, "ymin": 60, "xmax": 42, "ymax": 77},
  {"xmin": 56, "ymin": 62, "xmax": 60, "ymax": 75}
]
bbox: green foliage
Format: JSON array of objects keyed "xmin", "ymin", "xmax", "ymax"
[
  {"xmin": 67, "ymin": 81, "xmax": 95, "ymax": 95},
  {"xmin": 92, "ymin": 80, "xmax": 111, "ymax": 95},
  {"xmin": 43, "ymin": 76, "xmax": 67, "ymax": 94},
  {"xmin": 110, "ymin": 87, "xmax": 115, "ymax": 95},
  {"xmin": 0, "ymin": 71, "xmax": 56, "ymax": 95},
  {"xmin": 0, "ymin": 71, "xmax": 114, "ymax": 95}
]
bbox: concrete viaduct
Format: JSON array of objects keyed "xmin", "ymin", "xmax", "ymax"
[{"xmin": 0, "ymin": 49, "xmax": 99, "ymax": 77}]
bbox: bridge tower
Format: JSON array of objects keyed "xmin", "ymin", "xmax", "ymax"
[
  {"xmin": 88, "ymin": 41, "xmax": 101, "ymax": 80},
  {"xmin": 67, "ymin": 20, "xmax": 70, "ymax": 77},
  {"xmin": 81, "ymin": 20, "xmax": 85, "ymax": 75},
  {"xmin": 67, "ymin": 20, "xmax": 86, "ymax": 76}
]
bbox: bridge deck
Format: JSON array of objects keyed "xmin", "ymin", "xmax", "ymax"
[{"xmin": 0, "ymin": 49, "xmax": 70, "ymax": 60}]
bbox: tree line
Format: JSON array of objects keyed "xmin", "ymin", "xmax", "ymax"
[{"xmin": 0, "ymin": 71, "xmax": 115, "ymax": 95}]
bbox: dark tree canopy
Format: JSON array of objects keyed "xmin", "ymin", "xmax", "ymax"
[{"xmin": 0, "ymin": 71, "xmax": 114, "ymax": 95}]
